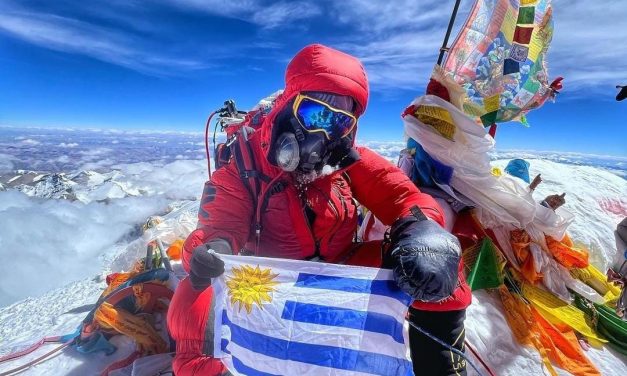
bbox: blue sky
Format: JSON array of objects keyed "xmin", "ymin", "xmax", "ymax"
[{"xmin": 1, "ymin": 0, "xmax": 626, "ymax": 156}]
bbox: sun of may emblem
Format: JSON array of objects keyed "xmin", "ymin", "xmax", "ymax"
[{"xmin": 226, "ymin": 264, "xmax": 279, "ymax": 314}]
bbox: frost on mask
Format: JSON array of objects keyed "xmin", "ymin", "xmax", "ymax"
[{"xmin": 294, "ymin": 164, "xmax": 340, "ymax": 185}]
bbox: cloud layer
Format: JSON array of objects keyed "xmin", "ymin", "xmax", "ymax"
[
  {"xmin": 0, "ymin": 126, "xmax": 211, "ymax": 172},
  {"xmin": 0, "ymin": 9, "xmax": 206, "ymax": 75},
  {"xmin": 1, "ymin": 0, "xmax": 624, "ymax": 92},
  {"xmin": 0, "ymin": 154, "xmax": 209, "ymax": 307},
  {"xmin": 0, "ymin": 190, "xmax": 169, "ymax": 307}
]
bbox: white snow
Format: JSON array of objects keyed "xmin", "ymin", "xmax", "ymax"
[
  {"xmin": 491, "ymin": 159, "xmax": 627, "ymax": 270},
  {"xmin": 7, "ymin": 175, "xmax": 20, "ymax": 184},
  {"xmin": 0, "ymin": 157, "xmax": 625, "ymax": 375}
]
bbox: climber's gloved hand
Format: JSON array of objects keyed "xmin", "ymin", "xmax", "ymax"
[
  {"xmin": 189, "ymin": 239, "xmax": 231, "ymax": 291},
  {"xmin": 383, "ymin": 207, "xmax": 461, "ymax": 302}
]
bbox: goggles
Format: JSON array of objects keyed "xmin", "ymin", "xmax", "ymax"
[{"xmin": 292, "ymin": 94, "xmax": 357, "ymax": 140}]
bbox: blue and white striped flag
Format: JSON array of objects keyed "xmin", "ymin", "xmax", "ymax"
[{"xmin": 212, "ymin": 254, "xmax": 413, "ymax": 376}]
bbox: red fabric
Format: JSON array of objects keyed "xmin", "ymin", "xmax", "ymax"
[
  {"xmin": 182, "ymin": 44, "xmax": 425, "ymax": 269},
  {"xmin": 172, "ymin": 45, "xmax": 469, "ymax": 375},
  {"xmin": 167, "ymin": 278, "xmax": 227, "ymax": 376},
  {"xmin": 340, "ymin": 240, "xmax": 385, "ymax": 267},
  {"xmin": 550, "ymin": 76, "xmax": 564, "ymax": 92},
  {"xmin": 488, "ymin": 123, "xmax": 498, "ymax": 138},
  {"xmin": 513, "ymin": 26, "xmax": 534, "ymax": 44},
  {"xmin": 347, "ymin": 147, "xmax": 444, "ymax": 227},
  {"xmin": 452, "ymin": 210, "xmax": 484, "ymax": 250},
  {"xmin": 184, "ymin": 143, "xmax": 445, "ymax": 267},
  {"xmin": 426, "ymin": 78, "xmax": 451, "ymax": 102}
]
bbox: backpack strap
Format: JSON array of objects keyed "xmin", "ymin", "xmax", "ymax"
[
  {"xmin": 230, "ymin": 136, "xmax": 266, "ymax": 217},
  {"xmin": 230, "ymin": 130, "xmax": 288, "ymax": 255}
]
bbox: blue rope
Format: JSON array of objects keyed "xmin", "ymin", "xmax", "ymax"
[{"xmin": 407, "ymin": 320, "xmax": 487, "ymax": 376}]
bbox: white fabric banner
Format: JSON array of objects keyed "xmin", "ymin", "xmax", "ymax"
[{"xmin": 212, "ymin": 254, "xmax": 413, "ymax": 376}]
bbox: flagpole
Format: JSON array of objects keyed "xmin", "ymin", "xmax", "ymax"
[{"xmin": 437, "ymin": 0, "xmax": 463, "ymax": 66}]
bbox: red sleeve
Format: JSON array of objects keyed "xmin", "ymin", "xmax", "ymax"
[
  {"xmin": 346, "ymin": 146, "xmax": 445, "ymax": 227},
  {"xmin": 182, "ymin": 161, "xmax": 253, "ymax": 272}
]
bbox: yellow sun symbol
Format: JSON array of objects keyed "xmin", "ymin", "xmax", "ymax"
[{"xmin": 226, "ymin": 264, "xmax": 279, "ymax": 314}]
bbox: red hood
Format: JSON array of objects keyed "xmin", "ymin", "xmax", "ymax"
[{"xmin": 260, "ymin": 44, "xmax": 369, "ymax": 161}]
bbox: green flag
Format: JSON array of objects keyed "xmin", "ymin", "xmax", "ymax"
[{"xmin": 467, "ymin": 237, "xmax": 504, "ymax": 291}]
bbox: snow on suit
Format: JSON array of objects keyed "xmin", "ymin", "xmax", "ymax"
[{"xmin": 167, "ymin": 44, "xmax": 471, "ymax": 376}]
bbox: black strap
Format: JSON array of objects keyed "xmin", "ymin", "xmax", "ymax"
[
  {"xmin": 240, "ymin": 136, "xmax": 259, "ymax": 199},
  {"xmin": 410, "ymin": 205, "xmax": 428, "ymax": 222},
  {"xmin": 260, "ymin": 181, "xmax": 285, "ymax": 216},
  {"xmin": 231, "ymin": 139, "xmax": 255, "ymax": 202},
  {"xmin": 239, "ymin": 170, "xmax": 271, "ymax": 183},
  {"xmin": 230, "ymin": 132, "xmax": 275, "ymax": 246}
]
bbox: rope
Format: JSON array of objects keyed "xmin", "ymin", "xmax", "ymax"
[
  {"xmin": 465, "ymin": 339, "xmax": 497, "ymax": 376},
  {"xmin": 0, "ymin": 339, "xmax": 74, "ymax": 376},
  {"xmin": 204, "ymin": 111, "xmax": 218, "ymax": 177},
  {"xmin": 407, "ymin": 320, "xmax": 487, "ymax": 376},
  {"xmin": 0, "ymin": 337, "xmax": 60, "ymax": 364}
]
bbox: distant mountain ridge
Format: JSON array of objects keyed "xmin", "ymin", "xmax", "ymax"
[{"xmin": 0, "ymin": 169, "xmax": 142, "ymax": 202}]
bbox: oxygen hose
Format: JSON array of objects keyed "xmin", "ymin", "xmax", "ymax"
[{"xmin": 204, "ymin": 111, "xmax": 218, "ymax": 177}]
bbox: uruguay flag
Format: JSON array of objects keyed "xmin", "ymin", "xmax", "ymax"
[{"xmin": 212, "ymin": 254, "xmax": 414, "ymax": 376}]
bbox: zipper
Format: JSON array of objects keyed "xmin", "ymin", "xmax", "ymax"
[
  {"xmin": 299, "ymin": 190, "xmax": 320, "ymax": 260},
  {"xmin": 328, "ymin": 185, "xmax": 348, "ymax": 247},
  {"xmin": 310, "ymin": 184, "xmax": 341, "ymax": 239}
]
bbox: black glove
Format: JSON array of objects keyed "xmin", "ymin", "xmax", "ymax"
[
  {"xmin": 189, "ymin": 243, "xmax": 226, "ymax": 291},
  {"xmin": 383, "ymin": 208, "xmax": 461, "ymax": 302}
]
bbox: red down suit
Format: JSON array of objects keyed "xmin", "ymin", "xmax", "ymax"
[{"xmin": 167, "ymin": 44, "xmax": 471, "ymax": 375}]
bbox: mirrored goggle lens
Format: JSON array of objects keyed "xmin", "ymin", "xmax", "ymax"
[{"xmin": 296, "ymin": 98, "xmax": 355, "ymax": 139}]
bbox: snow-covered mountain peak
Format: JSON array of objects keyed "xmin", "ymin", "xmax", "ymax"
[{"xmin": 19, "ymin": 173, "xmax": 77, "ymax": 200}]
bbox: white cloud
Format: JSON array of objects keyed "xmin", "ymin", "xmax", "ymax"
[
  {"xmin": 0, "ymin": 154, "xmax": 15, "ymax": 173},
  {"xmin": 0, "ymin": 10, "xmax": 206, "ymax": 75},
  {"xmin": 20, "ymin": 138, "xmax": 40, "ymax": 145},
  {"xmin": 110, "ymin": 159, "xmax": 208, "ymax": 200},
  {"xmin": 358, "ymin": 140, "xmax": 405, "ymax": 161},
  {"xmin": 1, "ymin": 0, "xmax": 624, "ymax": 94},
  {"xmin": 164, "ymin": 0, "xmax": 320, "ymax": 29},
  {"xmin": 327, "ymin": 0, "xmax": 469, "ymax": 90},
  {"xmin": 80, "ymin": 158, "xmax": 117, "ymax": 171},
  {"xmin": 331, "ymin": 0, "xmax": 455, "ymax": 33},
  {"xmin": 336, "ymin": 31, "xmax": 444, "ymax": 90},
  {"xmin": 251, "ymin": 1, "xmax": 321, "ymax": 29},
  {"xmin": 79, "ymin": 147, "xmax": 113, "ymax": 157},
  {"xmin": 0, "ymin": 190, "xmax": 169, "ymax": 307},
  {"xmin": 58, "ymin": 142, "xmax": 78, "ymax": 148},
  {"xmin": 548, "ymin": 0, "xmax": 627, "ymax": 92},
  {"xmin": 329, "ymin": 0, "xmax": 627, "ymax": 95},
  {"xmin": 494, "ymin": 149, "xmax": 627, "ymax": 163},
  {"xmin": 0, "ymin": 157, "xmax": 208, "ymax": 307},
  {"xmin": 56, "ymin": 155, "xmax": 71, "ymax": 163}
]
